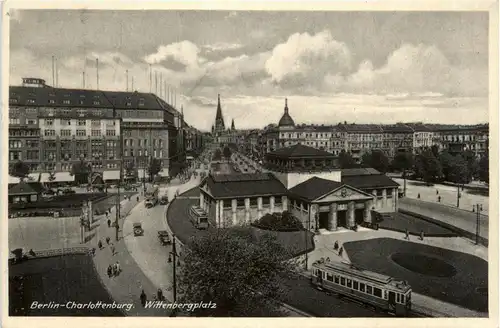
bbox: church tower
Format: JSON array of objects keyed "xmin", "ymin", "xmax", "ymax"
[{"xmin": 214, "ymin": 94, "xmax": 225, "ymax": 133}]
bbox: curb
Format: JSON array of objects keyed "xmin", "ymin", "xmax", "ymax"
[{"xmin": 398, "ymin": 209, "xmax": 488, "ymax": 247}]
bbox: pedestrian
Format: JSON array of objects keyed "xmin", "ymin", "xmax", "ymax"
[
  {"xmin": 106, "ymin": 236, "xmax": 110, "ymax": 245},
  {"xmin": 420, "ymin": 230, "xmax": 425, "ymax": 241},
  {"xmin": 107, "ymin": 218, "xmax": 111, "ymax": 227},
  {"xmin": 140, "ymin": 289, "xmax": 147, "ymax": 307},
  {"xmin": 405, "ymin": 228, "xmax": 410, "ymax": 240},
  {"xmin": 157, "ymin": 288, "xmax": 164, "ymax": 301},
  {"xmin": 98, "ymin": 240, "xmax": 103, "ymax": 249},
  {"xmin": 107, "ymin": 264, "xmax": 113, "ymax": 277}
]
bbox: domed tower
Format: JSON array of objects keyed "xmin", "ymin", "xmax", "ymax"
[{"xmin": 278, "ymin": 98, "xmax": 295, "ymax": 128}]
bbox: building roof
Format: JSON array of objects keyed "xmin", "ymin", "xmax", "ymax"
[
  {"xmin": 267, "ymin": 144, "xmax": 336, "ymax": 158},
  {"xmin": 101, "ymin": 90, "xmax": 164, "ymax": 110},
  {"xmin": 288, "ymin": 177, "xmax": 343, "ymax": 201},
  {"xmin": 278, "ymin": 99, "xmax": 295, "ymax": 127},
  {"xmin": 8, "ymin": 181, "xmax": 45, "ymax": 195},
  {"xmin": 341, "ymin": 174, "xmax": 400, "ymax": 189},
  {"xmin": 341, "ymin": 168, "xmax": 381, "ymax": 177},
  {"xmin": 339, "ymin": 124, "xmax": 384, "ymax": 133},
  {"xmin": 205, "ymin": 173, "xmax": 287, "ymax": 198}
]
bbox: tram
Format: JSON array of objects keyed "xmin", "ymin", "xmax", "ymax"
[{"xmin": 311, "ymin": 259, "xmax": 412, "ymax": 316}]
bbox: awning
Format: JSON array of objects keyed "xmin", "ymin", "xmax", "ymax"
[
  {"xmin": 9, "ymin": 176, "xmax": 20, "ymax": 184},
  {"xmin": 40, "ymin": 173, "xmax": 51, "ymax": 183},
  {"xmin": 103, "ymin": 170, "xmax": 121, "ymax": 181},
  {"xmin": 55, "ymin": 172, "xmax": 75, "ymax": 182}
]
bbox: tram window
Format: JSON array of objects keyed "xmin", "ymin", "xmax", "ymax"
[
  {"xmin": 326, "ymin": 273, "xmax": 334, "ymax": 282},
  {"xmin": 366, "ymin": 285, "xmax": 373, "ymax": 294},
  {"xmin": 373, "ymin": 287, "xmax": 382, "ymax": 298},
  {"xmin": 347, "ymin": 279, "xmax": 352, "ymax": 288},
  {"xmin": 353, "ymin": 281, "xmax": 359, "ymax": 290},
  {"xmin": 340, "ymin": 277, "xmax": 346, "ymax": 286},
  {"xmin": 334, "ymin": 276, "xmax": 339, "ymax": 284},
  {"xmin": 359, "ymin": 283, "xmax": 365, "ymax": 292}
]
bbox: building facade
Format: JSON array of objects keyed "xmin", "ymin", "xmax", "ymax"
[{"xmin": 8, "ymin": 77, "xmax": 203, "ymax": 183}]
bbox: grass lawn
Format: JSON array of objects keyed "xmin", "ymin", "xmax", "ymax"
[
  {"xmin": 9, "ymin": 254, "xmax": 123, "ymax": 316},
  {"xmin": 377, "ymin": 212, "xmax": 456, "ymax": 237},
  {"xmin": 343, "ymin": 238, "xmax": 488, "ymax": 313}
]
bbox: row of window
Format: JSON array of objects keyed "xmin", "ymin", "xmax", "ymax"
[
  {"xmin": 123, "ymin": 150, "xmax": 163, "ymax": 158},
  {"xmin": 314, "ymin": 269, "xmax": 407, "ymax": 304},
  {"xmin": 221, "ymin": 196, "xmax": 283, "ymax": 208}
]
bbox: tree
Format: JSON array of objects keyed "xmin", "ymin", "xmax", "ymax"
[
  {"xmin": 147, "ymin": 158, "xmax": 162, "ymax": 182},
  {"xmin": 223, "ymin": 146, "xmax": 232, "ymax": 161},
  {"xmin": 447, "ymin": 154, "xmax": 468, "ymax": 184},
  {"xmin": 10, "ymin": 160, "xmax": 30, "ymax": 181},
  {"xmin": 71, "ymin": 158, "xmax": 91, "ymax": 185},
  {"xmin": 179, "ymin": 228, "xmax": 295, "ymax": 317},
  {"xmin": 338, "ymin": 150, "xmax": 357, "ymax": 169},
  {"xmin": 391, "ymin": 152, "xmax": 414, "ymax": 173},
  {"xmin": 212, "ymin": 148, "xmax": 223, "ymax": 161},
  {"xmin": 478, "ymin": 153, "xmax": 489, "ymax": 183},
  {"xmin": 414, "ymin": 150, "xmax": 442, "ymax": 184},
  {"xmin": 361, "ymin": 150, "xmax": 390, "ymax": 173}
]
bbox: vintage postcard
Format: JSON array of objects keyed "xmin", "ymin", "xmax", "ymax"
[{"xmin": 1, "ymin": 1, "xmax": 498, "ymax": 328}]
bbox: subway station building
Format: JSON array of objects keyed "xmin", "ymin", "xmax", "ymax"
[{"xmin": 198, "ymin": 144, "xmax": 399, "ymax": 232}]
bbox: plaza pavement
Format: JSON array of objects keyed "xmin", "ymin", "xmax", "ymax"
[
  {"xmin": 394, "ymin": 178, "xmax": 489, "ymax": 215},
  {"xmin": 399, "ymin": 198, "xmax": 489, "ymax": 241},
  {"xmin": 305, "ymin": 228, "xmax": 488, "ymax": 317}
]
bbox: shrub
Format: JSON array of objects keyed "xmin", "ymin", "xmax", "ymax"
[{"xmin": 252, "ymin": 211, "xmax": 304, "ymax": 232}]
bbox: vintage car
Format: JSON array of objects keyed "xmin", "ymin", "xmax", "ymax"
[
  {"xmin": 157, "ymin": 231, "xmax": 171, "ymax": 245},
  {"xmin": 133, "ymin": 222, "xmax": 144, "ymax": 236}
]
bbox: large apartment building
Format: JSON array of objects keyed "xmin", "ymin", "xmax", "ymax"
[
  {"xmin": 259, "ymin": 99, "xmax": 489, "ymax": 161},
  {"xmin": 8, "ymin": 77, "xmax": 204, "ymax": 183}
]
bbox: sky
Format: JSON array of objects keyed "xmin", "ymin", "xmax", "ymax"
[{"xmin": 9, "ymin": 10, "xmax": 489, "ymax": 131}]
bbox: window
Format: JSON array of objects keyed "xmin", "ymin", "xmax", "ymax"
[
  {"xmin": 44, "ymin": 129, "xmax": 56, "ymax": 136},
  {"xmin": 366, "ymin": 285, "xmax": 372, "ymax": 295},
  {"xmin": 373, "ymin": 287, "xmax": 382, "ymax": 298},
  {"xmin": 76, "ymin": 130, "xmax": 86, "ymax": 137}
]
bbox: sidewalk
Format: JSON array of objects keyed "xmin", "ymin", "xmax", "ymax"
[{"xmin": 90, "ymin": 194, "xmax": 173, "ymax": 316}]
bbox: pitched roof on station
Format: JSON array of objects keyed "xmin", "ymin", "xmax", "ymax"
[
  {"xmin": 267, "ymin": 144, "xmax": 336, "ymax": 158},
  {"xmin": 203, "ymin": 173, "xmax": 287, "ymax": 198},
  {"xmin": 288, "ymin": 177, "xmax": 343, "ymax": 201},
  {"xmin": 341, "ymin": 174, "xmax": 400, "ymax": 189}
]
